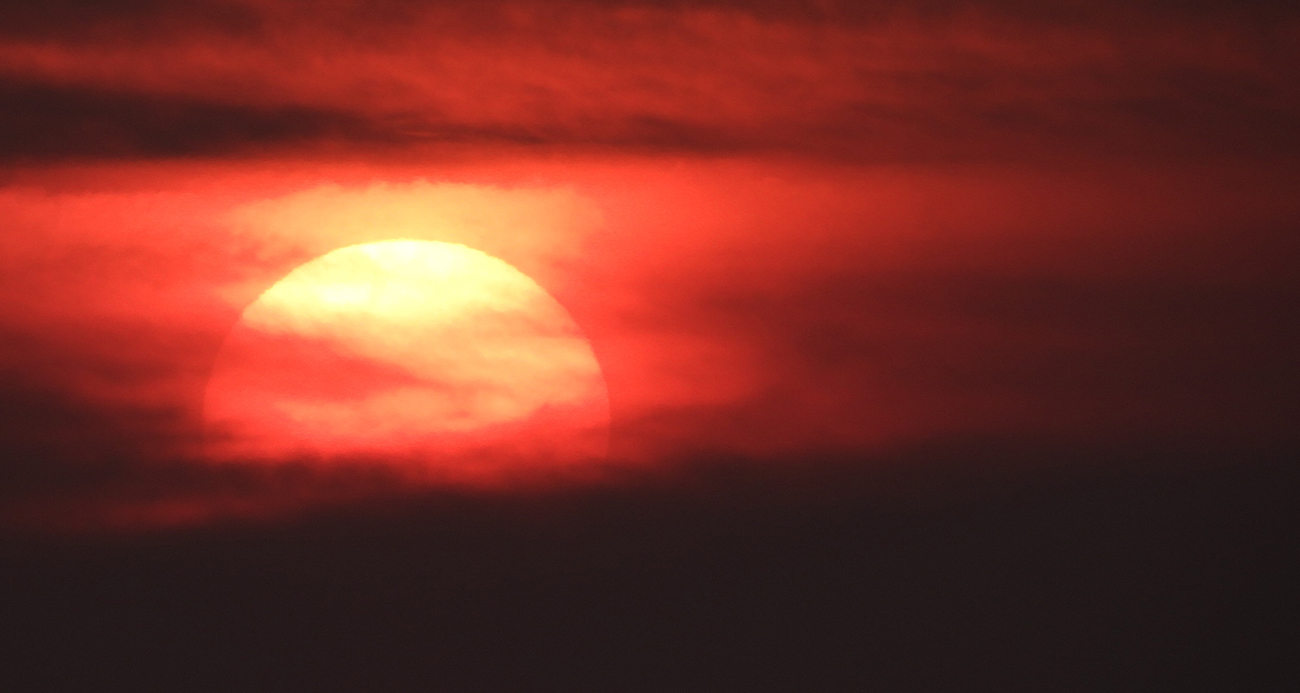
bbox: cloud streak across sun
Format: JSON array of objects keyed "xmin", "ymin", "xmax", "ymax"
[{"xmin": 205, "ymin": 240, "xmax": 610, "ymax": 480}]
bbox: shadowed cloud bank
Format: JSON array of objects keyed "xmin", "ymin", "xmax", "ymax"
[{"xmin": 0, "ymin": 0, "xmax": 1297, "ymax": 161}]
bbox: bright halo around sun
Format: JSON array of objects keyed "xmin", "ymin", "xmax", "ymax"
[{"xmin": 204, "ymin": 240, "xmax": 610, "ymax": 485}]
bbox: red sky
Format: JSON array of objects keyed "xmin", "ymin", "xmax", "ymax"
[{"xmin": 1, "ymin": 0, "xmax": 1298, "ymax": 530}]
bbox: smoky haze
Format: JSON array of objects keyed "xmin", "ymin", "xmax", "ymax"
[{"xmin": 1, "ymin": 1, "xmax": 1297, "ymax": 691}]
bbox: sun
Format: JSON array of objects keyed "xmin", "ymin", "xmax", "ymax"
[{"xmin": 204, "ymin": 240, "xmax": 609, "ymax": 484}]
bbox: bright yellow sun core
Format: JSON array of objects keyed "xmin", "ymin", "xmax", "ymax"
[{"xmin": 204, "ymin": 240, "xmax": 610, "ymax": 483}]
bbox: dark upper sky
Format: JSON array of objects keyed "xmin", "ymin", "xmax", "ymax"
[{"xmin": 1, "ymin": 0, "xmax": 1297, "ymax": 162}]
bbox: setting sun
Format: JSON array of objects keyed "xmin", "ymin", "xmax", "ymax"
[{"xmin": 203, "ymin": 239, "xmax": 609, "ymax": 483}]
